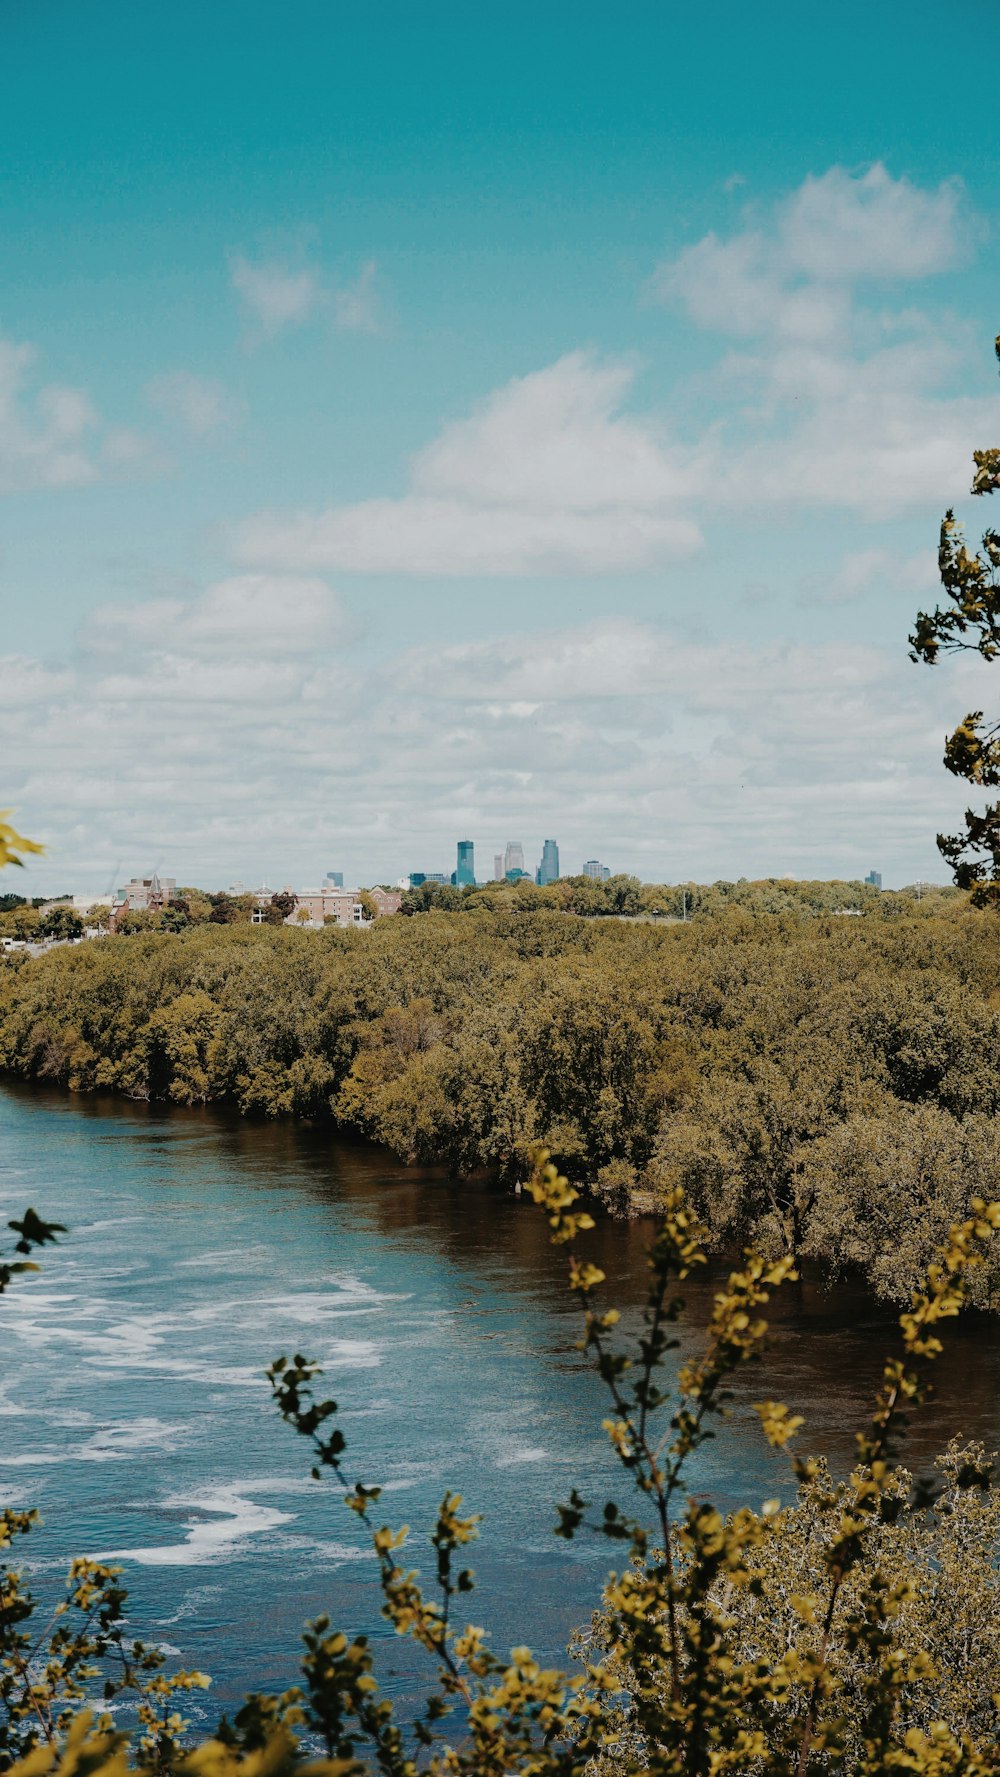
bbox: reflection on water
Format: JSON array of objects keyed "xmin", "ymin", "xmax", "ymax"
[{"xmin": 2, "ymin": 1081, "xmax": 999, "ymax": 1722}]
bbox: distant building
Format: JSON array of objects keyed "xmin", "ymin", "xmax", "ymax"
[
  {"xmin": 289, "ymin": 886, "xmax": 402, "ymax": 926},
  {"xmin": 493, "ymin": 853, "xmax": 504, "ymax": 881},
  {"xmin": 369, "ymin": 888, "xmax": 402, "ymax": 917},
  {"xmin": 504, "ymin": 840, "xmax": 524, "ymax": 876},
  {"xmin": 505, "ymin": 868, "xmax": 530, "ymax": 883},
  {"xmin": 452, "ymin": 839, "xmax": 475, "ymax": 888},
  {"xmin": 583, "ymin": 859, "xmax": 610, "ymax": 882},
  {"xmin": 39, "ymin": 894, "xmax": 114, "ymax": 915},
  {"xmin": 535, "ymin": 838, "xmax": 559, "ymax": 885},
  {"xmin": 865, "ymin": 869, "xmax": 883, "ymax": 890},
  {"xmin": 290, "ymin": 886, "xmax": 362, "ymax": 928},
  {"xmin": 107, "ymin": 874, "xmax": 176, "ymax": 932},
  {"xmin": 408, "ymin": 872, "xmax": 447, "ymax": 888},
  {"xmin": 114, "ymin": 873, "xmax": 176, "ymax": 910},
  {"xmin": 326, "ymin": 871, "xmax": 344, "ymax": 889}
]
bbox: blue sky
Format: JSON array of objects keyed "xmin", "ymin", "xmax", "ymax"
[{"xmin": 2, "ymin": 0, "xmax": 998, "ymax": 891}]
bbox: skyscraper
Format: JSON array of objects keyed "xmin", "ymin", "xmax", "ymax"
[
  {"xmin": 503, "ymin": 840, "xmax": 524, "ymax": 876},
  {"xmin": 493, "ymin": 853, "xmax": 504, "ymax": 881},
  {"xmin": 453, "ymin": 839, "xmax": 475, "ymax": 887},
  {"xmin": 865, "ymin": 869, "xmax": 882, "ymax": 890},
  {"xmin": 536, "ymin": 838, "xmax": 560, "ymax": 885},
  {"xmin": 583, "ymin": 859, "xmax": 610, "ymax": 881}
]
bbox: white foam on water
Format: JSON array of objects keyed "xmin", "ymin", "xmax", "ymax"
[
  {"xmin": 76, "ymin": 1417, "xmax": 188, "ymax": 1460},
  {"xmin": 0, "ymin": 1380, "xmax": 28, "ymax": 1418},
  {"xmin": 0, "ymin": 1481, "xmax": 33, "ymax": 1506},
  {"xmin": 154, "ymin": 1583, "xmax": 224, "ymax": 1626},
  {"xmin": 175, "ymin": 1247, "xmax": 273, "ymax": 1270},
  {"xmin": 249, "ymin": 1293, "xmax": 385, "ymax": 1324},
  {"xmin": 272, "ymin": 1532, "xmax": 370, "ymax": 1563},
  {"xmin": 0, "ymin": 1414, "xmax": 182, "ymax": 1466},
  {"xmin": 0, "ymin": 1451, "xmax": 75, "ymax": 1467},
  {"xmin": 496, "ymin": 1447, "xmax": 548, "ymax": 1467},
  {"xmin": 323, "ymin": 1338, "xmax": 380, "ymax": 1369},
  {"xmin": 95, "ymin": 1483, "xmax": 295, "ymax": 1568},
  {"xmin": 82, "ymin": 1355, "xmax": 263, "ymax": 1387},
  {"xmin": 76, "ymin": 1217, "xmax": 147, "ymax": 1235}
]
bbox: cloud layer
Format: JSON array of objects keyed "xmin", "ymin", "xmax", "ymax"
[
  {"xmin": 229, "ymin": 165, "xmax": 991, "ymax": 580},
  {"xmin": 3, "ymin": 163, "xmax": 995, "ymax": 890},
  {"xmin": 2, "ymin": 576, "xmax": 986, "ymax": 892},
  {"xmin": 235, "ymin": 353, "xmax": 705, "ymax": 574}
]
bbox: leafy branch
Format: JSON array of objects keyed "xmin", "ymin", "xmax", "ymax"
[{"xmin": 911, "ymin": 334, "xmax": 1000, "ymax": 904}]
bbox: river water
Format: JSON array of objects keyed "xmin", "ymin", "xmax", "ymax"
[{"xmin": 3, "ymin": 1081, "xmax": 1000, "ymax": 1729}]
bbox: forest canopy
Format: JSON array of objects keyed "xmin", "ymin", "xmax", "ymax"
[{"xmin": 2, "ymin": 886, "xmax": 999, "ymax": 1308}]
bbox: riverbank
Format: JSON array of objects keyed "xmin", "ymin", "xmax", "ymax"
[
  {"xmin": 3, "ymin": 1078, "xmax": 999, "ymax": 1719},
  {"xmin": 2, "ymin": 903, "xmax": 1000, "ymax": 1307}
]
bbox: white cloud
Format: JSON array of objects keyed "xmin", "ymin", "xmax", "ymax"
[
  {"xmin": 235, "ymin": 353, "xmax": 705, "ymax": 575},
  {"xmin": 237, "ymin": 498, "xmax": 700, "ymax": 577},
  {"xmin": 0, "ymin": 337, "xmax": 98, "ymax": 493},
  {"xmin": 1, "ymin": 586, "xmax": 989, "ymax": 891},
  {"xmin": 656, "ymin": 163, "xmax": 965, "ymax": 342},
  {"xmin": 230, "ymin": 166, "xmax": 985, "ymax": 581},
  {"xmin": 651, "ymin": 163, "xmax": 988, "ymax": 517},
  {"xmin": 231, "ymin": 252, "xmax": 383, "ymax": 340},
  {"xmin": 0, "ymin": 335, "xmax": 174, "ymax": 492},
  {"xmin": 231, "ymin": 255, "xmax": 321, "ymax": 338},
  {"xmin": 146, "ymin": 372, "xmax": 236, "ymax": 435},
  {"xmin": 86, "ymin": 575, "xmax": 344, "ymax": 658},
  {"xmin": 779, "ymin": 165, "xmax": 964, "ymax": 283},
  {"xmin": 412, "ymin": 353, "xmax": 700, "ymax": 510},
  {"xmin": 655, "ymin": 231, "xmax": 851, "ymax": 344}
]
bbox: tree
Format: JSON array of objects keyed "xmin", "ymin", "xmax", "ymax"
[
  {"xmin": 177, "ymin": 887, "xmax": 213, "ymax": 923},
  {"xmin": 160, "ymin": 900, "xmax": 191, "ymax": 933},
  {"xmin": 38, "ymin": 907, "xmax": 83, "ymax": 943},
  {"xmin": 355, "ymin": 890, "xmax": 378, "ymax": 923},
  {"xmin": 911, "ymin": 333, "xmax": 1000, "ymax": 903},
  {"xmin": 269, "ymin": 891, "xmax": 296, "ymax": 922}
]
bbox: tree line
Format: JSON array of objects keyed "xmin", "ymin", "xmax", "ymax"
[{"xmin": 2, "ymin": 889, "xmax": 998, "ymax": 1307}]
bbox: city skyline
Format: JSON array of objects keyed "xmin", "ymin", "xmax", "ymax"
[
  {"xmin": 1, "ymin": 3, "xmax": 997, "ymax": 894},
  {"xmin": 12, "ymin": 843, "xmax": 902, "ymax": 900}
]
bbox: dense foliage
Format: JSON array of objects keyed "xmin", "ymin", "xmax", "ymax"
[{"xmin": 3, "ymin": 891, "xmax": 1000, "ymax": 1305}]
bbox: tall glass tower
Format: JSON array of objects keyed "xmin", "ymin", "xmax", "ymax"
[
  {"xmin": 454, "ymin": 839, "xmax": 475, "ymax": 887},
  {"xmin": 536, "ymin": 839, "xmax": 560, "ymax": 885}
]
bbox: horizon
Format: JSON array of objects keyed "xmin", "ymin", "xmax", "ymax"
[{"xmin": 2, "ymin": 0, "xmax": 998, "ymax": 895}]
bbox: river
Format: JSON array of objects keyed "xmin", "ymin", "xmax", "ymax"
[{"xmin": 2, "ymin": 1081, "xmax": 1000, "ymax": 1730}]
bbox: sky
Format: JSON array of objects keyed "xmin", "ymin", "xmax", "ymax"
[{"xmin": 2, "ymin": 0, "xmax": 998, "ymax": 894}]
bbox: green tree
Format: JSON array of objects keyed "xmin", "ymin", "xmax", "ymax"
[
  {"xmin": 911, "ymin": 333, "xmax": 1000, "ymax": 903},
  {"xmin": 38, "ymin": 908, "xmax": 83, "ymax": 943}
]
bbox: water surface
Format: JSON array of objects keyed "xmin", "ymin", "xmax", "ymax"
[{"xmin": 2, "ymin": 1082, "xmax": 999, "ymax": 1726}]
